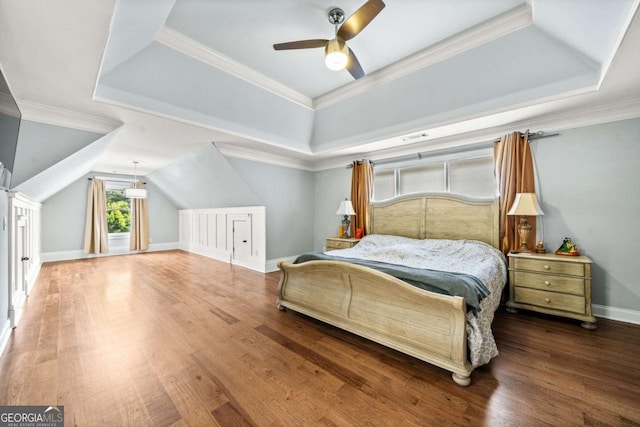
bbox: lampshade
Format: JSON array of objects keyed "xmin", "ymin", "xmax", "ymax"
[
  {"xmin": 124, "ymin": 187, "xmax": 147, "ymax": 199},
  {"xmin": 325, "ymin": 38, "xmax": 348, "ymax": 71},
  {"xmin": 336, "ymin": 200, "xmax": 356, "ymax": 216},
  {"xmin": 507, "ymin": 193, "xmax": 544, "ymax": 216},
  {"xmin": 124, "ymin": 160, "xmax": 147, "ymax": 199}
]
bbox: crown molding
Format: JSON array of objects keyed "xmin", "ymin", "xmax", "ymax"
[
  {"xmin": 313, "ymin": 4, "xmax": 533, "ymax": 110},
  {"xmin": 311, "ymin": 96, "xmax": 640, "ymax": 171},
  {"xmin": 15, "ymin": 99, "xmax": 121, "ymax": 134},
  {"xmin": 216, "ymin": 142, "xmax": 315, "ymax": 171},
  {"xmin": 155, "ymin": 26, "xmax": 313, "ymax": 110},
  {"xmin": 217, "ymin": 96, "xmax": 640, "ymax": 172},
  {"xmin": 154, "ymin": 5, "xmax": 532, "ymax": 113}
]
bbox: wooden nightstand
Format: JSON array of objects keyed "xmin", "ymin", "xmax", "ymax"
[
  {"xmin": 325, "ymin": 237, "xmax": 360, "ymax": 251},
  {"xmin": 506, "ymin": 252, "xmax": 597, "ymax": 329}
]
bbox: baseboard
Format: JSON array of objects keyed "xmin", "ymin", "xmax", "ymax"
[
  {"xmin": 265, "ymin": 256, "xmax": 298, "ymax": 273},
  {"xmin": 593, "ymin": 304, "xmax": 640, "ymax": 325},
  {"xmin": 41, "ymin": 242, "xmax": 180, "ymax": 262},
  {"xmin": 0, "ymin": 321, "xmax": 12, "ymax": 357},
  {"xmin": 180, "ymin": 246, "xmax": 269, "ymax": 274}
]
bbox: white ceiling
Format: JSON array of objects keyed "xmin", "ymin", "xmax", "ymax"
[{"xmin": 0, "ymin": 0, "xmax": 639, "ymax": 177}]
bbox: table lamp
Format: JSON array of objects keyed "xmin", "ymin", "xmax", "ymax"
[
  {"xmin": 507, "ymin": 193, "xmax": 544, "ymax": 252},
  {"xmin": 336, "ymin": 199, "xmax": 356, "ymax": 238}
]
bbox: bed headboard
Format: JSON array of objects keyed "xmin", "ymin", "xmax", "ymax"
[{"xmin": 369, "ymin": 193, "xmax": 500, "ymax": 248}]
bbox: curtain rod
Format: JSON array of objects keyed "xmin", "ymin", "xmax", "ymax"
[
  {"xmin": 345, "ymin": 131, "xmax": 559, "ymax": 169},
  {"xmin": 88, "ymin": 177, "xmax": 147, "ymax": 184},
  {"xmin": 492, "ymin": 131, "xmax": 560, "ymax": 144}
]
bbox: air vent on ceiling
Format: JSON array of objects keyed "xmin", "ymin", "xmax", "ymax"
[{"xmin": 401, "ymin": 132, "xmax": 428, "ymax": 142}]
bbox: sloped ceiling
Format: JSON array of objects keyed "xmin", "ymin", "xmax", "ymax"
[
  {"xmin": 0, "ymin": 0, "xmax": 639, "ymax": 181},
  {"xmin": 146, "ymin": 143, "xmax": 260, "ymax": 209},
  {"xmin": 11, "ymin": 121, "xmax": 105, "ymax": 187},
  {"xmin": 14, "ymin": 127, "xmax": 120, "ymax": 202}
]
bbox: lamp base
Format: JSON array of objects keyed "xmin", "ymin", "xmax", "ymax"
[
  {"xmin": 341, "ymin": 216, "xmax": 351, "ymax": 238},
  {"xmin": 516, "ymin": 216, "xmax": 532, "ymax": 252}
]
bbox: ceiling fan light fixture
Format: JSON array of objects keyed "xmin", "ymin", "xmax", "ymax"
[{"xmin": 324, "ymin": 38, "xmax": 348, "ymax": 71}]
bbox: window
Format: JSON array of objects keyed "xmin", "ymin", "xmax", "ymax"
[
  {"xmin": 399, "ymin": 164, "xmax": 444, "ymax": 194},
  {"xmin": 372, "ymin": 149, "xmax": 496, "ymax": 200},
  {"xmin": 372, "ymin": 169, "xmax": 395, "ymax": 201},
  {"xmin": 449, "ymin": 156, "xmax": 495, "ymax": 195},
  {"xmin": 105, "ymin": 181, "xmax": 131, "ymax": 235}
]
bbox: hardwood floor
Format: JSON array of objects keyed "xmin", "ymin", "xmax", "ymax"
[{"xmin": 1, "ymin": 250, "xmax": 639, "ymax": 426}]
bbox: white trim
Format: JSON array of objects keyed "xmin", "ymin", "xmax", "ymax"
[
  {"xmin": 597, "ymin": 0, "xmax": 640, "ymax": 88},
  {"xmin": 155, "ymin": 26, "xmax": 313, "ymax": 110},
  {"xmin": 154, "ymin": 6, "xmax": 531, "ymax": 112},
  {"xmin": 0, "ymin": 321, "xmax": 12, "ymax": 357},
  {"xmin": 41, "ymin": 242, "xmax": 180, "ymax": 263},
  {"xmin": 313, "ymin": 4, "xmax": 533, "ymax": 110},
  {"xmin": 91, "ymin": 92, "xmax": 313, "ymax": 157},
  {"xmin": 15, "ymin": 99, "xmax": 121, "ymax": 134},
  {"xmin": 312, "ymin": 97, "xmax": 640, "ymax": 171},
  {"xmin": 216, "ymin": 143, "xmax": 315, "ymax": 171},
  {"xmin": 593, "ymin": 304, "xmax": 640, "ymax": 325},
  {"xmin": 265, "ymin": 255, "xmax": 298, "ymax": 273}
]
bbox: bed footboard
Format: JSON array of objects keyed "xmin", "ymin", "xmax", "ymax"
[{"xmin": 277, "ymin": 260, "xmax": 473, "ymax": 386}]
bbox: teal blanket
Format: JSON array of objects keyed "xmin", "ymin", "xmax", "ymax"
[{"xmin": 294, "ymin": 252, "xmax": 489, "ymax": 314}]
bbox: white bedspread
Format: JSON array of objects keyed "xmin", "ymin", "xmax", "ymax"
[{"xmin": 327, "ymin": 234, "xmax": 507, "ymax": 367}]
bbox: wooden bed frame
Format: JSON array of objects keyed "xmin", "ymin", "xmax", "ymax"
[{"xmin": 277, "ymin": 193, "xmax": 500, "ymax": 386}]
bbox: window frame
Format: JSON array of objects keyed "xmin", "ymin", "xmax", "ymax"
[
  {"xmin": 372, "ymin": 147, "xmax": 496, "ymax": 201},
  {"xmin": 105, "ymin": 180, "xmax": 133, "ymax": 239}
]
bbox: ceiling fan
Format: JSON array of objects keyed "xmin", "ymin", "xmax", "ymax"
[{"xmin": 273, "ymin": 0, "xmax": 386, "ymax": 80}]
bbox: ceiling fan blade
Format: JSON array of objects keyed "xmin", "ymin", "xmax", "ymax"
[
  {"xmin": 273, "ymin": 39, "xmax": 329, "ymax": 50},
  {"xmin": 346, "ymin": 48, "xmax": 365, "ymax": 80},
  {"xmin": 337, "ymin": 0, "xmax": 385, "ymax": 41}
]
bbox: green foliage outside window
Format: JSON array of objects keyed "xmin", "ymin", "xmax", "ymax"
[{"xmin": 106, "ymin": 190, "xmax": 131, "ymax": 233}]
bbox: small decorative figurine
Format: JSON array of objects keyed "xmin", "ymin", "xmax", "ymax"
[
  {"xmin": 535, "ymin": 241, "xmax": 547, "ymax": 254},
  {"xmin": 555, "ymin": 237, "xmax": 580, "ymax": 256}
]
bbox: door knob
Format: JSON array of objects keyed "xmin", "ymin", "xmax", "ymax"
[{"xmin": 21, "ymin": 256, "xmax": 29, "ymax": 261}]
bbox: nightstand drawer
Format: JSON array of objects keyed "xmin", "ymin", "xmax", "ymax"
[
  {"xmin": 514, "ymin": 287, "xmax": 586, "ymax": 315},
  {"xmin": 325, "ymin": 238, "xmax": 360, "ymax": 251},
  {"xmin": 512, "ymin": 271, "xmax": 586, "ymax": 296},
  {"xmin": 511, "ymin": 257, "xmax": 585, "ymax": 277},
  {"xmin": 327, "ymin": 241, "xmax": 352, "ymax": 250}
]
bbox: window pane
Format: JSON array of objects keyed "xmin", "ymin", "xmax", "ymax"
[
  {"xmin": 373, "ymin": 169, "xmax": 395, "ymax": 201},
  {"xmin": 106, "ymin": 190, "xmax": 131, "ymax": 233},
  {"xmin": 399, "ymin": 163, "xmax": 444, "ymax": 195},
  {"xmin": 449, "ymin": 156, "xmax": 496, "ymax": 197}
]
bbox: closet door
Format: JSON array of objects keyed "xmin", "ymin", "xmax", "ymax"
[
  {"xmin": 9, "ymin": 216, "xmax": 27, "ymax": 327},
  {"xmin": 231, "ymin": 215, "xmax": 251, "ymax": 262}
]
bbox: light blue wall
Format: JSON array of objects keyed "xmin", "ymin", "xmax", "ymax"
[
  {"xmin": 311, "ymin": 118, "xmax": 640, "ymax": 314},
  {"xmin": 532, "ymin": 117, "xmax": 640, "ymax": 312},
  {"xmin": 313, "ymin": 166, "xmax": 352, "ymax": 251},
  {"xmin": 226, "ymin": 158, "xmax": 315, "ymax": 260},
  {"xmin": 41, "ymin": 172, "xmax": 178, "ymax": 253},
  {"xmin": 17, "ymin": 116, "xmax": 640, "ymax": 318}
]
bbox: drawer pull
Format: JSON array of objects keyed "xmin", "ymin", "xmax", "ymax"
[
  {"xmin": 544, "ymin": 297, "xmax": 551, "ymax": 303},
  {"xmin": 544, "ymin": 280, "xmax": 551, "ymax": 286},
  {"xmin": 544, "ymin": 265, "xmax": 550, "ymax": 270}
]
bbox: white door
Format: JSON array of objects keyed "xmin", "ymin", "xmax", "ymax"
[
  {"xmin": 9, "ymin": 218, "xmax": 27, "ymax": 328},
  {"xmin": 232, "ymin": 216, "xmax": 251, "ymax": 262}
]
